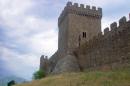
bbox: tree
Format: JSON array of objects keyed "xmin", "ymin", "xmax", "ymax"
[
  {"xmin": 33, "ymin": 69, "xmax": 46, "ymax": 80},
  {"xmin": 8, "ymin": 80, "xmax": 16, "ymax": 86}
]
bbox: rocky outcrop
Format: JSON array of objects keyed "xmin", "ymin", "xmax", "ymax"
[{"xmin": 52, "ymin": 54, "xmax": 80, "ymax": 74}]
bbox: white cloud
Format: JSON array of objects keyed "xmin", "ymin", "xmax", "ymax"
[
  {"xmin": 0, "ymin": 45, "xmax": 39, "ymax": 79},
  {"xmin": 28, "ymin": 30, "xmax": 58, "ymax": 56},
  {"xmin": 0, "ymin": 0, "xmax": 58, "ymax": 79},
  {"xmin": 0, "ymin": 0, "xmax": 58, "ymax": 56}
]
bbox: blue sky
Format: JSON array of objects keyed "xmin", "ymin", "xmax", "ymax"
[{"xmin": 0, "ymin": 0, "xmax": 130, "ymax": 80}]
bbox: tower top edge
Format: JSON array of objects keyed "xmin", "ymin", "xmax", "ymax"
[{"xmin": 58, "ymin": 2, "xmax": 102, "ymax": 25}]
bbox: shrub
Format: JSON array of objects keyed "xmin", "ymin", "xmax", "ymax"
[{"xmin": 33, "ymin": 69, "xmax": 46, "ymax": 80}]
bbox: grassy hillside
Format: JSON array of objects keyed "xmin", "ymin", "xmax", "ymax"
[{"xmin": 15, "ymin": 67, "xmax": 130, "ymax": 86}]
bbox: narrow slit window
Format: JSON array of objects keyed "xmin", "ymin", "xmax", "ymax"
[
  {"xmin": 84, "ymin": 32, "xmax": 86, "ymax": 38},
  {"xmin": 83, "ymin": 32, "xmax": 86, "ymax": 38}
]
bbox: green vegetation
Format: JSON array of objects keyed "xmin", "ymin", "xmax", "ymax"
[
  {"xmin": 33, "ymin": 69, "xmax": 46, "ymax": 80},
  {"xmin": 16, "ymin": 67, "xmax": 130, "ymax": 86}
]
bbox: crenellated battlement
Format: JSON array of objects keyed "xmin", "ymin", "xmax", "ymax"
[
  {"xmin": 79, "ymin": 16, "xmax": 130, "ymax": 49},
  {"xmin": 103, "ymin": 16, "xmax": 129, "ymax": 36},
  {"xmin": 78, "ymin": 16, "xmax": 130, "ymax": 52},
  {"xmin": 40, "ymin": 2, "xmax": 130, "ymax": 74},
  {"xmin": 75, "ymin": 16, "xmax": 130, "ymax": 70},
  {"xmin": 58, "ymin": 2, "xmax": 102, "ymax": 25}
]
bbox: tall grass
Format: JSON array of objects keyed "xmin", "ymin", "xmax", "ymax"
[{"xmin": 15, "ymin": 67, "xmax": 130, "ymax": 86}]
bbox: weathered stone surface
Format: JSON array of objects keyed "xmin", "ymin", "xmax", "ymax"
[
  {"xmin": 40, "ymin": 55, "xmax": 50, "ymax": 74},
  {"xmin": 75, "ymin": 17, "xmax": 130, "ymax": 70},
  {"xmin": 40, "ymin": 2, "xmax": 130, "ymax": 74},
  {"xmin": 52, "ymin": 54, "xmax": 80, "ymax": 74},
  {"xmin": 58, "ymin": 1, "xmax": 102, "ymax": 56}
]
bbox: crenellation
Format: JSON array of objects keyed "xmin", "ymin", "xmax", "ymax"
[
  {"xmin": 104, "ymin": 27, "xmax": 109, "ymax": 34},
  {"xmin": 92, "ymin": 6, "xmax": 96, "ymax": 10},
  {"xmin": 58, "ymin": 2, "xmax": 102, "ymax": 25},
  {"xmin": 86, "ymin": 5, "xmax": 90, "ymax": 9},
  {"xmin": 80, "ymin": 4, "xmax": 84, "ymax": 8},
  {"xmin": 98, "ymin": 8, "xmax": 102, "ymax": 13},
  {"xmin": 74, "ymin": 3, "xmax": 78, "ymax": 7},
  {"xmin": 110, "ymin": 22, "xmax": 117, "ymax": 31},
  {"xmin": 66, "ymin": 1, "xmax": 72, "ymax": 6},
  {"xmin": 119, "ymin": 16, "xmax": 127, "ymax": 26}
]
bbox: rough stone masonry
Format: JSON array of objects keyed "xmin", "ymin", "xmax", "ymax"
[{"xmin": 40, "ymin": 2, "xmax": 130, "ymax": 74}]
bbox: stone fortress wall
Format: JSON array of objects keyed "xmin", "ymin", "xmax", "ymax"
[
  {"xmin": 58, "ymin": 2, "xmax": 102, "ymax": 58},
  {"xmin": 75, "ymin": 17, "xmax": 130, "ymax": 70},
  {"xmin": 40, "ymin": 2, "xmax": 130, "ymax": 74}
]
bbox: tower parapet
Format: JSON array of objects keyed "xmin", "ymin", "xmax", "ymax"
[
  {"xmin": 40, "ymin": 1, "xmax": 130, "ymax": 74},
  {"xmin": 58, "ymin": 2, "xmax": 102, "ymax": 25}
]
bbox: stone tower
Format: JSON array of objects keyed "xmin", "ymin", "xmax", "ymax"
[
  {"xmin": 58, "ymin": 2, "xmax": 102, "ymax": 56},
  {"xmin": 40, "ymin": 2, "xmax": 130, "ymax": 74}
]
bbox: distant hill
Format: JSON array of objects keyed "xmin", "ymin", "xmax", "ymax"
[
  {"xmin": 15, "ymin": 67, "xmax": 130, "ymax": 86},
  {"xmin": 0, "ymin": 76, "xmax": 26, "ymax": 86}
]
